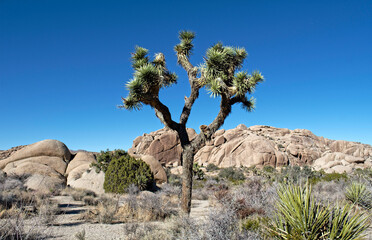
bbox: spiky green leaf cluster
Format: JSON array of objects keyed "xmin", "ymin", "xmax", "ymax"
[
  {"xmin": 266, "ymin": 183, "xmax": 370, "ymax": 240},
  {"xmin": 345, "ymin": 182, "xmax": 372, "ymax": 209},
  {"xmin": 200, "ymin": 42, "xmax": 263, "ymax": 99},
  {"xmin": 121, "ymin": 47, "xmax": 178, "ymax": 110},
  {"xmin": 174, "ymin": 30, "xmax": 195, "ymax": 58}
]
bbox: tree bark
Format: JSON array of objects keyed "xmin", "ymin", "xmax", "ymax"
[{"xmin": 180, "ymin": 145, "xmax": 194, "ymax": 213}]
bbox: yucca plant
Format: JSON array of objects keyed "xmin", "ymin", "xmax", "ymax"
[
  {"xmin": 267, "ymin": 183, "xmax": 330, "ymax": 239},
  {"xmin": 267, "ymin": 183, "xmax": 371, "ymax": 240},
  {"xmin": 328, "ymin": 204, "xmax": 370, "ymax": 240},
  {"xmin": 345, "ymin": 182, "xmax": 372, "ymax": 210}
]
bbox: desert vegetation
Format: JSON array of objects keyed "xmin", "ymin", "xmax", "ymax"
[{"xmin": 0, "ymin": 160, "xmax": 371, "ymax": 239}]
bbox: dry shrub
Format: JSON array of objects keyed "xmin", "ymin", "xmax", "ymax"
[
  {"xmin": 0, "ymin": 211, "xmax": 47, "ymax": 240},
  {"xmin": 81, "ymin": 195, "xmax": 119, "ymax": 223},
  {"xmin": 61, "ymin": 188, "xmax": 96, "ymax": 201},
  {"xmin": 82, "ymin": 195, "xmax": 99, "ymax": 206},
  {"xmin": 214, "ymin": 189, "xmax": 231, "ymax": 202},
  {"xmin": 122, "ymin": 222, "xmax": 168, "ymax": 240},
  {"xmin": 37, "ymin": 199, "xmax": 59, "ymax": 225},
  {"xmin": 117, "ymin": 192, "xmax": 175, "ymax": 222}
]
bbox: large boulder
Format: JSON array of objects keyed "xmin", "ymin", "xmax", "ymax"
[
  {"xmin": 0, "ymin": 139, "xmax": 71, "ymax": 170},
  {"xmin": 129, "ymin": 128, "xmax": 197, "ymax": 165},
  {"xmin": 67, "ymin": 168, "xmax": 105, "ymax": 195},
  {"xmin": 0, "ymin": 140, "xmax": 71, "ymax": 184}
]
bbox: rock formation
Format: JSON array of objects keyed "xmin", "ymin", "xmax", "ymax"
[
  {"xmin": 129, "ymin": 125, "xmax": 372, "ymax": 174},
  {"xmin": 0, "ymin": 139, "xmax": 167, "ymax": 193}
]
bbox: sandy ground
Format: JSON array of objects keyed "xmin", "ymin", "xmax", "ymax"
[{"xmin": 38, "ymin": 196, "xmax": 211, "ymax": 240}]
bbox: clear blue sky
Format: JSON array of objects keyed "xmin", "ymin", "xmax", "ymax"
[{"xmin": 1, "ymin": 0, "xmax": 371, "ymax": 152}]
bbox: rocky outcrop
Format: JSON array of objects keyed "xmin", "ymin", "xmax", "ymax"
[
  {"xmin": 129, "ymin": 128, "xmax": 197, "ymax": 165},
  {"xmin": 0, "ymin": 139, "xmax": 167, "ymax": 194},
  {"xmin": 130, "ymin": 154, "xmax": 167, "ymax": 184},
  {"xmin": 0, "ymin": 145, "xmax": 26, "ymax": 160},
  {"xmin": 129, "ymin": 125, "xmax": 372, "ymax": 173},
  {"xmin": 0, "ymin": 140, "xmax": 71, "ymax": 180}
]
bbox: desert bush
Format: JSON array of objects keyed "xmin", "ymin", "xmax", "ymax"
[
  {"xmin": 192, "ymin": 188, "xmax": 209, "ymax": 200},
  {"xmin": 82, "ymin": 195, "xmax": 119, "ymax": 223},
  {"xmin": 117, "ymin": 192, "xmax": 175, "ymax": 222},
  {"xmin": 345, "ymin": 182, "xmax": 372, "ymax": 209},
  {"xmin": 203, "ymin": 207, "xmax": 247, "ymax": 240},
  {"xmin": 313, "ymin": 180, "xmax": 346, "ymax": 206},
  {"xmin": 206, "ymin": 163, "xmax": 219, "ymax": 172},
  {"xmin": 218, "ymin": 167, "xmax": 245, "ymax": 182},
  {"xmin": 82, "ymin": 196, "xmax": 99, "ymax": 206},
  {"xmin": 122, "ymin": 222, "xmax": 167, "ymax": 240},
  {"xmin": 38, "ymin": 199, "xmax": 59, "ymax": 224},
  {"xmin": 167, "ymin": 214, "xmax": 201, "ymax": 240},
  {"xmin": 262, "ymin": 165, "xmax": 276, "ymax": 173},
  {"xmin": 266, "ymin": 183, "xmax": 370, "ymax": 239},
  {"xmin": 0, "ymin": 211, "xmax": 47, "ymax": 240},
  {"xmin": 91, "ymin": 149, "xmax": 127, "ymax": 173},
  {"xmin": 193, "ymin": 163, "xmax": 205, "ymax": 180},
  {"xmin": 159, "ymin": 183, "xmax": 181, "ymax": 197},
  {"xmin": 75, "ymin": 229, "xmax": 86, "ymax": 240},
  {"xmin": 61, "ymin": 188, "xmax": 97, "ymax": 201},
  {"xmin": 104, "ymin": 153, "xmax": 154, "ymax": 193}
]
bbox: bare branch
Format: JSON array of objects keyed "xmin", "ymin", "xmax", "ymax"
[
  {"xmin": 148, "ymin": 97, "xmax": 178, "ymax": 130},
  {"xmin": 179, "ymin": 82, "xmax": 201, "ymax": 125},
  {"xmin": 191, "ymin": 94, "xmax": 232, "ymax": 152}
]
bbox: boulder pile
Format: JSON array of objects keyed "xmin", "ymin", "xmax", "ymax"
[
  {"xmin": 0, "ymin": 139, "xmax": 167, "ymax": 194},
  {"xmin": 129, "ymin": 125, "xmax": 372, "ymax": 173}
]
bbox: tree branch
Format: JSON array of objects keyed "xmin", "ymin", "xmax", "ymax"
[
  {"xmin": 179, "ymin": 82, "xmax": 201, "ymax": 125},
  {"xmin": 148, "ymin": 97, "xmax": 178, "ymax": 130},
  {"xmin": 191, "ymin": 94, "xmax": 232, "ymax": 152}
]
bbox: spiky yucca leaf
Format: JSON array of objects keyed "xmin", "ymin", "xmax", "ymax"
[
  {"xmin": 232, "ymin": 71, "xmax": 250, "ymax": 96},
  {"xmin": 174, "ymin": 31, "xmax": 195, "ymax": 58},
  {"xmin": 207, "ymin": 78, "xmax": 222, "ymax": 97},
  {"xmin": 204, "ymin": 43, "xmax": 249, "ymax": 91},
  {"xmin": 120, "ymin": 96, "xmax": 142, "ymax": 111},
  {"xmin": 134, "ymin": 63, "xmax": 159, "ymax": 89},
  {"xmin": 131, "ymin": 46, "xmax": 149, "ymax": 69},
  {"xmin": 267, "ymin": 183, "xmax": 330, "ymax": 239},
  {"xmin": 179, "ymin": 30, "xmax": 195, "ymax": 41},
  {"xmin": 345, "ymin": 182, "xmax": 372, "ymax": 209},
  {"xmin": 328, "ymin": 204, "xmax": 370, "ymax": 240},
  {"xmin": 241, "ymin": 97, "xmax": 255, "ymax": 112},
  {"xmin": 126, "ymin": 78, "xmax": 143, "ymax": 98}
]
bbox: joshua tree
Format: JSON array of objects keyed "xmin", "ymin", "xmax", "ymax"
[{"xmin": 120, "ymin": 31, "xmax": 264, "ymax": 213}]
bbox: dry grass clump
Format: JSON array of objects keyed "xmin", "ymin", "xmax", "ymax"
[
  {"xmin": 117, "ymin": 191, "xmax": 176, "ymax": 222},
  {"xmin": 122, "ymin": 222, "xmax": 169, "ymax": 240},
  {"xmin": 60, "ymin": 187, "xmax": 97, "ymax": 201},
  {"xmin": 81, "ymin": 195, "xmax": 119, "ymax": 223}
]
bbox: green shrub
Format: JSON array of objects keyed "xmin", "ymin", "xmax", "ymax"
[
  {"xmin": 345, "ymin": 182, "xmax": 372, "ymax": 209},
  {"xmin": 266, "ymin": 183, "xmax": 370, "ymax": 239},
  {"xmin": 262, "ymin": 165, "xmax": 275, "ymax": 173},
  {"xmin": 91, "ymin": 149, "xmax": 127, "ymax": 173},
  {"xmin": 206, "ymin": 163, "xmax": 219, "ymax": 172},
  {"xmin": 218, "ymin": 167, "xmax": 245, "ymax": 182},
  {"xmin": 321, "ymin": 172, "xmax": 348, "ymax": 182},
  {"xmin": 104, "ymin": 153, "xmax": 154, "ymax": 193},
  {"xmin": 193, "ymin": 163, "xmax": 205, "ymax": 180}
]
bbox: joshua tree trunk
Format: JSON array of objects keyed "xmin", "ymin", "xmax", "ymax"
[{"xmin": 181, "ymin": 145, "xmax": 194, "ymax": 213}]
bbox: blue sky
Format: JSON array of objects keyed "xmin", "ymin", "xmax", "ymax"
[{"xmin": 1, "ymin": 0, "xmax": 371, "ymax": 151}]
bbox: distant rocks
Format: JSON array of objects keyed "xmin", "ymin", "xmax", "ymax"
[
  {"xmin": 129, "ymin": 125, "xmax": 372, "ymax": 174},
  {"xmin": 0, "ymin": 139, "xmax": 167, "ymax": 194}
]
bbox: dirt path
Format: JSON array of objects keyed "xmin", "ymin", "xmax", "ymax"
[
  {"xmin": 189, "ymin": 199, "xmax": 210, "ymax": 220},
  {"xmin": 42, "ymin": 196, "xmax": 211, "ymax": 239}
]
